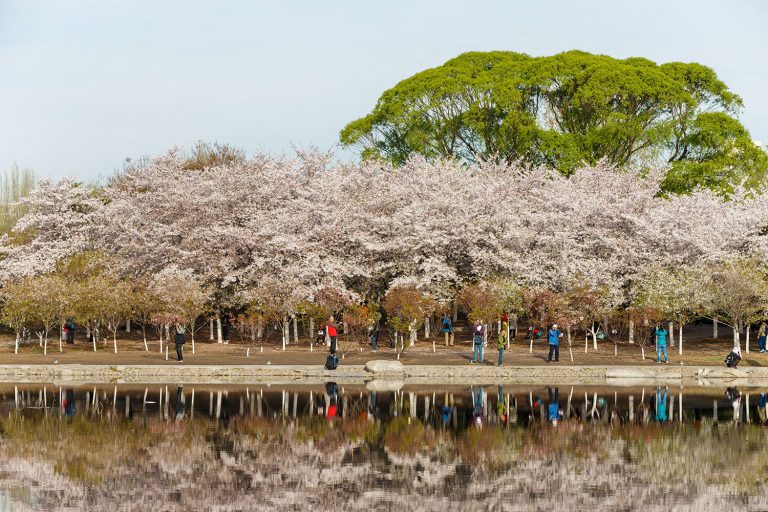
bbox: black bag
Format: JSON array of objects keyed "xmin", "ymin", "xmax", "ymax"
[
  {"xmin": 325, "ymin": 353, "xmax": 339, "ymax": 370},
  {"xmin": 725, "ymin": 352, "xmax": 741, "ymax": 368}
]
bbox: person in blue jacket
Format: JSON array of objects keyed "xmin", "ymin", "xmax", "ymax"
[
  {"xmin": 547, "ymin": 324, "xmax": 562, "ymax": 363},
  {"xmin": 655, "ymin": 324, "xmax": 669, "ymax": 364},
  {"xmin": 471, "ymin": 320, "xmax": 484, "ymax": 364},
  {"xmin": 441, "ymin": 313, "xmax": 453, "ymax": 347}
]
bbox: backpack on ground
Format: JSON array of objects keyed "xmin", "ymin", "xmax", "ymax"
[
  {"xmin": 325, "ymin": 353, "xmax": 339, "ymax": 370},
  {"xmin": 725, "ymin": 352, "xmax": 741, "ymax": 368}
]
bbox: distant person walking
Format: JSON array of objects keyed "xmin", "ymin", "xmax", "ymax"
[
  {"xmin": 471, "ymin": 320, "xmax": 484, "ymax": 364},
  {"xmin": 497, "ymin": 321, "xmax": 508, "ymax": 366},
  {"xmin": 441, "ymin": 313, "xmax": 453, "ymax": 346},
  {"xmin": 221, "ymin": 315, "xmax": 230, "ymax": 344},
  {"xmin": 327, "ymin": 316, "xmax": 338, "ymax": 354},
  {"xmin": 547, "ymin": 324, "xmax": 562, "ymax": 363},
  {"xmin": 174, "ymin": 324, "xmax": 185, "ymax": 363},
  {"xmin": 655, "ymin": 324, "xmax": 669, "ymax": 364},
  {"xmin": 63, "ymin": 319, "xmax": 76, "ymax": 345},
  {"xmin": 758, "ymin": 322, "xmax": 767, "ymax": 353}
]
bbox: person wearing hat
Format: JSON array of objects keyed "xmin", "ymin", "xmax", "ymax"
[{"xmin": 547, "ymin": 323, "xmax": 563, "ymax": 363}]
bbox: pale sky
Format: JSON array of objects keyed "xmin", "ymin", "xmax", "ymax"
[{"xmin": 1, "ymin": 0, "xmax": 766, "ymax": 180}]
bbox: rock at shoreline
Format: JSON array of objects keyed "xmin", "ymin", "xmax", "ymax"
[{"xmin": 364, "ymin": 360, "xmax": 405, "ymax": 375}]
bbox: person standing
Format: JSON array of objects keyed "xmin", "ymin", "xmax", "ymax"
[
  {"xmin": 66, "ymin": 319, "xmax": 76, "ymax": 344},
  {"xmin": 471, "ymin": 320, "xmax": 484, "ymax": 364},
  {"xmin": 758, "ymin": 322, "xmax": 767, "ymax": 353},
  {"xmin": 221, "ymin": 315, "xmax": 230, "ymax": 344},
  {"xmin": 326, "ymin": 316, "xmax": 338, "ymax": 355},
  {"xmin": 509, "ymin": 313, "xmax": 518, "ymax": 340},
  {"xmin": 441, "ymin": 313, "xmax": 453, "ymax": 347},
  {"xmin": 547, "ymin": 324, "xmax": 562, "ymax": 363},
  {"xmin": 174, "ymin": 324, "xmax": 186, "ymax": 363},
  {"xmin": 497, "ymin": 321, "xmax": 508, "ymax": 366},
  {"xmin": 655, "ymin": 323, "xmax": 669, "ymax": 364},
  {"xmin": 369, "ymin": 319, "xmax": 380, "ymax": 353}
]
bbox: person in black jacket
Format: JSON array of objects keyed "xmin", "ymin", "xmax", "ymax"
[{"xmin": 174, "ymin": 324, "xmax": 186, "ymax": 363}]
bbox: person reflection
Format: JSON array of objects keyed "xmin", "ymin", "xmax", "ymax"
[
  {"xmin": 497, "ymin": 386, "xmax": 507, "ymax": 425},
  {"xmin": 325, "ymin": 382, "xmax": 339, "ymax": 420},
  {"xmin": 547, "ymin": 387, "xmax": 563, "ymax": 426},
  {"xmin": 758, "ymin": 393, "xmax": 768, "ymax": 425},
  {"xmin": 63, "ymin": 389, "xmax": 75, "ymax": 418},
  {"xmin": 367, "ymin": 391, "xmax": 379, "ymax": 422},
  {"xmin": 175, "ymin": 386, "xmax": 186, "ymax": 422},
  {"xmin": 471, "ymin": 386, "xmax": 484, "ymax": 429},
  {"xmin": 655, "ymin": 387, "xmax": 668, "ymax": 423},
  {"xmin": 725, "ymin": 387, "xmax": 741, "ymax": 424}
]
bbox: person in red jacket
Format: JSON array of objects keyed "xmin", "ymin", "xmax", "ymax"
[{"xmin": 326, "ymin": 316, "xmax": 338, "ymax": 354}]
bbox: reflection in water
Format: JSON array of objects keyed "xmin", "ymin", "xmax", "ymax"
[{"xmin": 2, "ymin": 383, "xmax": 768, "ymax": 510}]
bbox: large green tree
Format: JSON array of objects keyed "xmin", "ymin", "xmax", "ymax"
[{"xmin": 341, "ymin": 50, "xmax": 766, "ymax": 194}]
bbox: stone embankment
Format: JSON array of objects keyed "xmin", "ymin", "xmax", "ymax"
[{"xmin": 0, "ymin": 361, "xmax": 765, "ymax": 386}]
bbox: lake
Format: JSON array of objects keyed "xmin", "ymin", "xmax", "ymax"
[{"xmin": 1, "ymin": 383, "xmax": 767, "ymax": 511}]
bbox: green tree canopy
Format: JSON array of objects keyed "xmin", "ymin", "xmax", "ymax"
[{"xmin": 340, "ymin": 50, "xmax": 766, "ymax": 193}]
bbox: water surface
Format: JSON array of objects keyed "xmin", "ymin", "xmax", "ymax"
[{"xmin": 1, "ymin": 383, "xmax": 767, "ymax": 511}]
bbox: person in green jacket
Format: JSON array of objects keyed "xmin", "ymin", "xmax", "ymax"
[{"xmin": 497, "ymin": 321, "xmax": 508, "ymax": 366}]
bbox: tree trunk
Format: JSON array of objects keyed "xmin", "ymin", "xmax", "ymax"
[
  {"xmin": 250, "ymin": 325, "xmax": 255, "ymax": 342},
  {"xmin": 567, "ymin": 325, "xmax": 574, "ymax": 362},
  {"xmin": 113, "ymin": 332, "xmax": 118, "ymax": 354},
  {"xmin": 257, "ymin": 317, "xmax": 263, "ymax": 339},
  {"xmin": 452, "ymin": 303, "xmax": 458, "ymax": 323},
  {"xmin": 592, "ymin": 323, "xmax": 598, "ymax": 351},
  {"xmin": 628, "ymin": 321, "xmax": 634, "ymax": 344},
  {"xmin": 216, "ymin": 313, "xmax": 223, "ymax": 344},
  {"xmin": 92, "ymin": 328, "xmax": 97, "ymax": 352},
  {"xmin": 733, "ymin": 326, "xmax": 741, "ymax": 351},
  {"xmin": 142, "ymin": 326, "xmax": 148, "ymax": 351},
  {"xmin": 43, "ymin": 335, "xmax": 48, "ymax": 356},
  {"xmin": 125, "ymin": 319, "xmax": 131, "ymax": 333},
  {"xmin": 309, "ymin": 318, "xmax": 314, "ymax": 341},
  {"xmin": 679, "ymin": 323, "xmax": 683, "ymax": 356},
  {"xmin": 293, "ymin": 316, "xmax": 298, "ymax": 343},
  {"xmin": 746, "ymin": 323, "xmax": 750, "ymax": 353},
  {"xmin": 669, "ymin": 322, "xmax": 675, "ymax": 347},
  {"xmin": 191, "ymin": 329, "xmax": 196, "ymax": 354},
  {"xmin": 282, "ymin": 317, "xmax": 288, "ymax": 351},
  {"xmin": 210, "ymin": 318, "xmax": 214, "ymax": 341},
  {"xmin": 713, "ymin": 317, "xmax": 718, "ymax": 338},
  {"xmin": 424, "ymin": 317, "xmax": 430, "ymax": 339}
]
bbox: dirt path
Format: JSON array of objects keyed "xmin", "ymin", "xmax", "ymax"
[{"xmin": 0, "ymin": 331, "xmax": 759, "ymax": 368}]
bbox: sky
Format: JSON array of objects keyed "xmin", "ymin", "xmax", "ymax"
[{"xmin": 1, "ymin": 0, "xmax": 767, "ymax": 181}]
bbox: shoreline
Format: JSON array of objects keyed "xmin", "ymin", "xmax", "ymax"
[{"xmin": 0, "ymin": 362, "xmax": 765, "ymax": 387}]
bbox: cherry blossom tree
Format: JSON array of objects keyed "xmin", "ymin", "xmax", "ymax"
[{"xmin": 695, "ymin": 258, "xmax": 768, "ymax": 351}]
